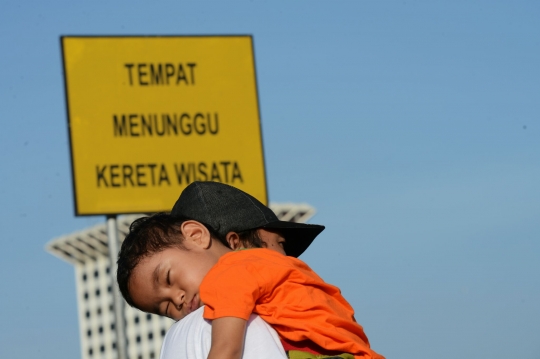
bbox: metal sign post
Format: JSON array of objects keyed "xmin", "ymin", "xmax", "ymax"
[{"xmin": 107, "ymin": 215, "xmax": 127, "ymax": 359}]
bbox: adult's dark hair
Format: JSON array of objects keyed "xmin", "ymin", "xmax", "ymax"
[
  {"xmin": 236, "ymin": 229, "xmax": 264, "ymax": 249},
  {"xmin": 117, "ymin": 213, "xmax": 219, "ymax": 307}
]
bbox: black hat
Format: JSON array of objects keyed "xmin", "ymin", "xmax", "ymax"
[{"xmin": 170, "ymin": 181, "xmax": 324, "ymax": 257}]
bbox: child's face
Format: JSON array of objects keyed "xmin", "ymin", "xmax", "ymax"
[{"xmin": 128, "ymin": 243, "xmax": 217, "ymax": 321}]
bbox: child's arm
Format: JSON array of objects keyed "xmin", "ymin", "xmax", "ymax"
[{"xmin": 207, "ymin": 317, "xmax": 247, "ymax": 359}]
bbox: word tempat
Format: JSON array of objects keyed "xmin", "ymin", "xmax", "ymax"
[{"xmin": 124, "ymin": 62, "xmax": 197, "ymax": 86}]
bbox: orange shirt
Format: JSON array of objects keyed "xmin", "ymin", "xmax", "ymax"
[{"xmin": 200, "ymin": 249, "xmax": 384, "ymax": 359}]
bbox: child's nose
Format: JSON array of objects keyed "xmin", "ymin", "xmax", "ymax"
[{"xmin": 174, "ymin": 290, "xmax": 186, "ymax": 306}]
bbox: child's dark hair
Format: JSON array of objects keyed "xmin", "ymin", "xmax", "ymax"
[{"xmin": 116, "ymin": 213, "xmax": 220, "ymax": 307}]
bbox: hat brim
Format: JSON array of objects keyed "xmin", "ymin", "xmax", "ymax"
[{"xmin": 261, "ymin": 221, "xmax": 325, "ymax": 258}]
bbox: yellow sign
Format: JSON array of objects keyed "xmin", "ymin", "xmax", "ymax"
[{"xmin": 61, "ymin": 36, "xmax": 267, "ymax": 215}]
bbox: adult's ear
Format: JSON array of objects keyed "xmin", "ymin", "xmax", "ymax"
[
  {"xmin": 225, "ymin": 232, "xmax": 241, "ymax": 250},
  {"xmin": 180, "ymin": 221, "xmax": 212, "ymax": 249}
]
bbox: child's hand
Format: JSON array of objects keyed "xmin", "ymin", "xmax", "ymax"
[{"xmin": 208, "ymin": 317, "xmax": 247, "ymax": 359}]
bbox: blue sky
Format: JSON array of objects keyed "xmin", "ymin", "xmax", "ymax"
[{"xmin": 1, "ymin": 1, "xmax": 539, "ymax": 358}]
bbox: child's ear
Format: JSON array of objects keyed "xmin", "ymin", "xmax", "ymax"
[
  {"xmin": 225, "ymin": 232, "xmax": 241, "ymax": 250},
  {"xmin": 180, "ymin": 221, "xmax": 212, "ymax": 249}
]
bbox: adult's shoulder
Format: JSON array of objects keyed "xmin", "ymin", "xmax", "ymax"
[
  {"xmin": 160, "ymin": 307, "xmax": 211, "ymax": 359},
  {"xmin": 243, "ymin": 314, "xmax": 287, "ymax": 358},
  {"xmin": 160, "ymin": 306, "xmax": 287, "ymax": 359}
]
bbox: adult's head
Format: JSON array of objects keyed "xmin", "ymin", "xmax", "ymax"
[{"xmin": 171, "ymin": 181, "xmax": 325, "ymax": 257}]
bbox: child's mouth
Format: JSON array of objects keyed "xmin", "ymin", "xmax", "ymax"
[{"xmin": 188, "ymin": 295, "xmax": 199, "ymax": 313}]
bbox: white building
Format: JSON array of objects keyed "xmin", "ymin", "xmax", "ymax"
[{"xmin": 46, "ymin": 204, "xmax": 318, "ymax": 359}]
